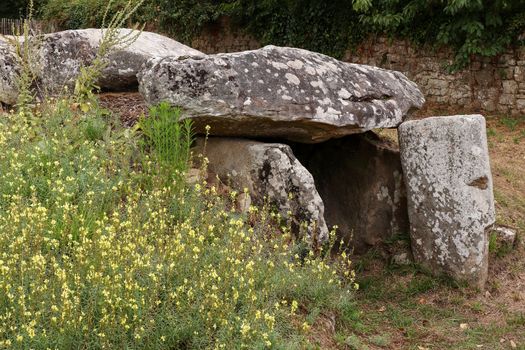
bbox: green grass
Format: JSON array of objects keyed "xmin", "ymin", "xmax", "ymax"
[
  {"xmin": 347, "ymin": 258, "xmax": 525, "ymax": 349},
  {"xmin": 500, "ymin": 116, "xmax": 523, "ymax": 131},
  {"xmin": 339, "ymin": 334, "xmax": 369, "ymax": 350},
  {"xmin": 487, "ymin": 127, "xmax": 497, "ymax": 137},
  {"xmin": 138, "ymin": 102, "xmax": 193, "ymax": 183}
]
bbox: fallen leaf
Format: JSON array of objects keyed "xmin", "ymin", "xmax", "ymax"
[
  {"xmin": 510, "ymin": 340, "xmax": 517, "ymax": 348},
  {"xmin": 378, "ymin": 305, "xmax": 386, "ymax": 312}
]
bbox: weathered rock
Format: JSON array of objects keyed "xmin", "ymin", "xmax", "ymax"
[
  {"xmin": 399, "ymin": 115, "xmax": 495, "ymax": 287},
  {"xmin": 38, "ymin": 29, "xmax": 203, "ymax": 93},
  {"xmin": 0, "ymin": 40, "xmax": 19, "ymax": 106},
  {"xmin": 193, "ymin": 137, "xmax": 328, "ymax": 241},
  {"xmin": 391, "ymin": 251, "xmax": 413, "ymax": 266},
  {"xmin": 139, "ymin": 45, "xmax": 425, "ymax": 143},
  {"xmin": 291, "ymin": 132, "xmax": 409, "ymax": 252},
  {"xmin": 0, "ymin": 28, "xmax": 203, "ymax": 104},
  {"xmin": 185, "ymin": 168, "xmax": 203, "ymax": 185},
  {"xmin": 491, "ymin": 225, "xmax": 517, "ymax": 247},
  {"xmin": 236, "ymin": 192, "xmax": 252, "ymax": 214}
]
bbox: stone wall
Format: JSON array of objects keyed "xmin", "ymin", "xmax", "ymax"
[
  {"xmin": 344, "ymin": 37, "xmax": 525, "ymax": 116},
  {"xmin": 190, "ymin": 21, "xmax": 260, "ymax": 55},
  {"xmin": 190, "ymin": 24, "xmax": 525, "ymax": 116}
]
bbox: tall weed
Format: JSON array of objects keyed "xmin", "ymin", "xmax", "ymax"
[
  {"xmin": 0, "ymin": 101, "xmax": 357, "ymax": 349},
  {"xmin": 138, "ymin": 102, "xmax": 194, "ymax": 183},
  {"xmin": 2, "ymin": 0, "xmax": 43, "ymax": 113},
  {"xmin": 73, "ymin": 0, "xmax": 145, "ymax": 105}
]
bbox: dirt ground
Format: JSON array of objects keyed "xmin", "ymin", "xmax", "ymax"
[
  {"xmin": 99, "ymin": 92, "xmax": 147, "ymax": 126},
  {"xmin": 359, "ymin": 109, "xmax": 525, "ymax": 350},
  {"xmin": 99, "ymin": 93, "xmax": 524, "ymax": 349}
]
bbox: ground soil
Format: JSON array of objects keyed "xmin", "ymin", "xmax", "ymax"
[
  {"xmin": 99, "ymin": 93, "xmax": 525, "ymax": 349},
  {"xmin": 363, "ymin": 106, "xmax": 525, "ymax": 350},
  {"xmin": 99, "ymin": 92, "xmax": 147, "ymax": 126}
]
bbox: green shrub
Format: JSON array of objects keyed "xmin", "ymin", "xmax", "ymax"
[
  {"xmin": 0, "ymin": 100, "xmax": 357, "ymax": 348},
  {"xmin": 40, "ymin": 0, "xmax": 148, "ymax": 30},
  {"xmin": 38, "ymin": 0, "xmax": 525, "ymax": 68},
  {"xmin": 138, "ymin": 102, "xmax": 193, "ymax": 181},
  {"xmin": 353, "ymin": 0, "xmax": 525, "ymax": 70}
]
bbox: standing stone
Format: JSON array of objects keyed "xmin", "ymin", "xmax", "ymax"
[
  {"xmin": 193, "ymin": 137, "xmax": 328, "ymax": 242},
  {"xmin": 399, "ymin": 115, "xmax": 495, "ymax": 287}
]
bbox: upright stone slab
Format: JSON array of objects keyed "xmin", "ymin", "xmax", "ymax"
[
  {"xmin": 399, "ymin": 115, "xmax": 495, "ymax": 287},
  {"xmin": 193, "ymin": 137, "xmax": 328, "ymax": 242}
]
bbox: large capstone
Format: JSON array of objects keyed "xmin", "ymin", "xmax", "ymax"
[
  {"xmin": 399, "ymin": 115, "xmax": 495, "ymax": 287},
  {"xmin": 193, "ymin": 137, "xmax": 328, "ymax": 241},
  {"xmin": 291, "ymin": 132, "xmax": 409, "ymax": 252},
  {"xmin": 0, "ymin": 40, "xmax": 19, "ymax": 106},
  {"xmin": 138, "ymin": 45, "xmax": 425, "ymax": 143}
]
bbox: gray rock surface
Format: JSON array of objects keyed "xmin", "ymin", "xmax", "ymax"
[
  {"xmin": 0, "ymin": 29, "xmax": 203, "ymax": 104},
  {"xmin": 139, "ymin": 45, "xmax": 425, "ymax": 143},
  {"xmin": 0, "ymin": 40, "xmax": 19, "ymax": 105},
  {"xmin": 291, "ymin": 132, "xmax": 409, "ymax": 252},
  {"xmin": 492, "ymin": 225, "xmax": 517, "ymax": 247},
  {"xmin": 193, "ymin": 137, "xmax": 328, "ymax": 241},
  {"xmin": 399, "ymin": 115, "xmax": 495, "ymax": 287},
  {"xmin": 38, "ymin": 29, "xmax": 203, "ymax": 92}
]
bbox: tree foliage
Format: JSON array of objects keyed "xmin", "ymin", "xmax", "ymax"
[
  {"xmin": 0, "ymin": 0, "xmax": 45, "ymax": 18},
  {"xmin": 37, "ymin": 0, "xmax": 525, "ymax": 68},
  {"xmin": 352, "ymin": 0, "xmax": 525, "ymax": 69}
]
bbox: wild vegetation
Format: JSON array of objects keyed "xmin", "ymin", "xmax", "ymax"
[
  {"xmin": 13, "ymin": 0, "xmax": 523, "ymax": 69},
  {"xmin": 0, "ymin": 3, "xmax": 359, "ymax": 348},
  {"xmin": 1, "ymin": 1, "xmax": 524, "ymax": 349},
  {"xmin": 0, "ymin": 98, "xmax": 359, "ymax": 348}
]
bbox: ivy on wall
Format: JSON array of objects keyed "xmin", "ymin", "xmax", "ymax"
[
  {"xmin": 38, "ymin": 0, "xmax": 525, "ymax": 69},
  {"xmin": 221, "ymin": 0, "xmax": 367, "ymax": 59},
  {"xmin": 352, "ymin": 0, "xmax": 525, "ymax": 70}
]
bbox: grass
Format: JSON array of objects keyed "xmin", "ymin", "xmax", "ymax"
[
  {"xmin": 0, "ymin": 100, "xmax": 358, "ymax": 349},
  {"xmin": 500, "ymin": 115, "xmax": 523, "ymax": 132},
  {"xmin": 343, "ymin": 112, "xmax": 525, "ymax": 350},
  {"xmin": 348, "ymin": 261, "xmax": 525, "ymax": 349},
  {"xmin": 2, "ymin": 83, "xmax": 524, "ymax": 349}
]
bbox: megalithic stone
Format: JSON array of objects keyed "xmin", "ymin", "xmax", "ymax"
[
  {"xmin": 399, "ymin": 115, "xmax": 495, "ymax": 288},
  {"xmin": 138, "ymin": 45, "xmax": 425, "ymax": 143},
  {"xmin": 0, "ymin": 29, "xmax": 204, "ymax": 106},
  {"xmin": 192, "ymin": 137, "xmax": 329, "ymax": 242}
]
